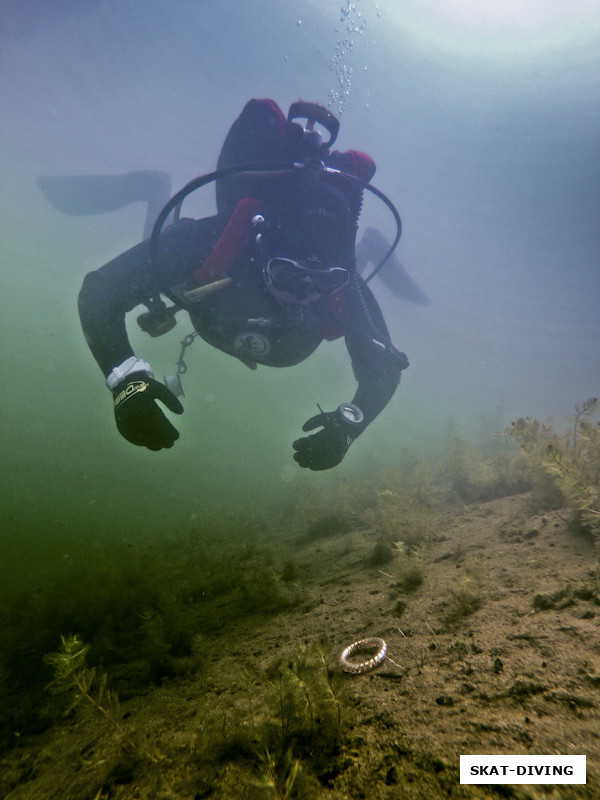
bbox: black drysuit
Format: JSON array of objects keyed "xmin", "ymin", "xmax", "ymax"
[{"xmin": 78, "ymin": 172, "xmax": 405, "ymax": 464}]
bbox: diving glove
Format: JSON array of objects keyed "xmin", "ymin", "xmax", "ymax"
[
  {"xmin": 293, "ymin": 403, "xmax": 364, "ymax": 471},
  {"xmin": 112, "ymin": 371, "xmax": 183, "ymax": 450}
]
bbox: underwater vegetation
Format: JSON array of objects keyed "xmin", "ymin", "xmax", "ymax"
[
  {"xmin": 189, "ymin": 641, "xmax": 349, "ymax": 798},
  {"xmin": 0, "ymin": 512, "xmax": 302, "ymax": 751},
  {"xmin": 508, "ymin": 398, "xmax": 600, "ymax": 541},
  {"xmin": 374, "ymin": 437, "xmax": 532, "ymax": 552},
  {"xmin": 391, "ymin": 541, "xmax": 428, "ymax": 594},
  {"xmin": 442, "ymin": 554, "xmax": 488, "ymax": 628},
  {"xmin": 299, "ymin": 513, "xmax": 356, "ymax": 545},
  {"xmin": 2, "ymin": 406, "xmax": 598, "ymax": 793},
  {"xmin": 377, "ymin": 487, "xmax": 441, "ymax": 549},
  {"xmin": 44, "ymin": 633, "xmax": 140, "ymax": 756},
  {"xmin": 440, "ymin": 433, "xmax": 532, "ymax": 503},
  {"xmin": 42, "ymin": 633, "xmax": 350, "ymax": 795},
  {"xmin": 257, "ymin": 642, "xmax": 348, "ymax": 797}
]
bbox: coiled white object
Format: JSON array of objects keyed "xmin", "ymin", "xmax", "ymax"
[{"xmin": 339, "ymin": 637, "xmax": 388, "ymax": 674}]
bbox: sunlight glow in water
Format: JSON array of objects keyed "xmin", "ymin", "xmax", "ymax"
[
  {"xmin": 414, "ymin": 0, "xmax": 600, "ymax": 36},
  {"xmin": 386, "ymin": 0, "xmax": 600, "ymax": 59}
]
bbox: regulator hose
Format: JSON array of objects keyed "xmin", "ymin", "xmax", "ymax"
[{"xmin": 148, "ymin": 160, "xmax": 402, "ymax": 311}]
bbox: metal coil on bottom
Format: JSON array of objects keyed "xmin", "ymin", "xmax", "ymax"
[{"xmin": 339, "ymin": 637, "xmax": 387, "ymax": 674}]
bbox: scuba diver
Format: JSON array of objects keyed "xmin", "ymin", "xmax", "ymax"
[{"xmin": 73, "ymin": 98, "xmax": 411, "ymax": 470}]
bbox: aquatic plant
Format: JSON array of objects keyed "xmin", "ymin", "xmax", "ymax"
[
  {"xmin": 0, "ymin": 510, "xmax": 304, "ymax": 748},
  {"xmin": 487, "ymin": 445, "xmax": 532, "ymax": 498},
  {"xmin": 138, "ymin": 609, "xmax": 176, "ymax": 684},
  {"xmin": 439, "ymin": 432, "xmax": 535, "ymax": 503},
  {"xmin": 393, "ymin": 541, "xmax": 427, "ymax": 593},
  {"xmin": 300, "ymin": 512, "xmax": 355, "ymax": 544},
  {"xmin": 378, "ymin": 487, "xmax": 441, "ymax": 547},
  {"xmin": 252, "ymin": 746, "xmax": 319, "ymax": 799},
  {"xmin": 239, "ymin": 562, "xmax": 299, "ymax": 614},
  {"xmin": 266, "ymin": 642, "xmax": 345, "ymax": 756},
  {"xmin": 44, "ymin": 633, "xmax": 137, "ymax": 751},
  {"xmin": 443, "ymin": 555, "xmax": 488, "ymax": 627},
  {"xmin": 368, "ymin": 534, "xmax": 396, "ymax": 565},
  {"xmin": 446, "ymin": 573, "xmax": 482, "ymax": 623},
  {"xmin": 444, "ymin": 436, "xmax": 473, "ymax": 498},
  {"xmin": 248, "ymin": 642, "xmax": 348, "ymax": 793},
  {"xmin": 508, "ymin": 399, "xmax": 600, "ymax": 540},
  {"xmin": 190, "ymin": 641, "xmax": 348, "ymax": 795}
]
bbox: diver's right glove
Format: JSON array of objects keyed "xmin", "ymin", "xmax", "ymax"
[
  {"xmin": 293, "ymin": 403, "xmax": 364, "ymax": 471},
  {"xmin": 111, "ymin": 370, "xmax": 183, "ymax": 451}
]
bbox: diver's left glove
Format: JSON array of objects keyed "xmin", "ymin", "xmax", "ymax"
[
  {"xmin": 108, "ymin": 359, "xmax": 183, "ymax": 451},
  {"xmin": 293, "ymin": 403, "xmax": 364, "ymax": 471}
]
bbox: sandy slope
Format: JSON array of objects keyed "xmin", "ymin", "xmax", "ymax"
[{"xmin": 2, "ymin": 491, "xmax": 599, "ymax": 799}]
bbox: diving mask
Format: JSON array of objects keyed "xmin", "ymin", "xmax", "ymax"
[{"xmin": 263, "ymin": 257, "xmax": 349, "ymax": 306}]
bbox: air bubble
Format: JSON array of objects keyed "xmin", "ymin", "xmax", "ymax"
[{"xmin": 327, "ymin": 0, "xmax": 369, "ymax": 116}]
